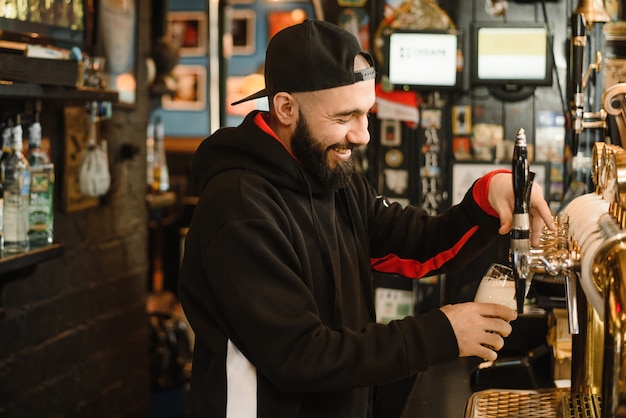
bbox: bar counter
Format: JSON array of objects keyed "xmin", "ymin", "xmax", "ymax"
[
  {"xmin": 400, "ymin": 311, "xmax": 561, "ymax": 417},
  {"xmin": 401, "ymin": 357, "xmax": 481, "ymax": 417},
  {"xmin": 401, "ymin": 356, "xmax": 574, "ymax": 418}
]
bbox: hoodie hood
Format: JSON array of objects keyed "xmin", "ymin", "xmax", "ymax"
[{"xmin": 192, "ymin": 111, "xmax": 324, "ymax": 196}]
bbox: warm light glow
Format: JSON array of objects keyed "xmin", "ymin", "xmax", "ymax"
[
  {"xmin": 116, "ymin": 73, "xmax": 136, "ymax": 92},
  {"xmin": 291, "ymin": 9, "xmax": 306, "ymax": 22},
  {"xmin": 115, "ymin": 73, "xmax": 137, "ymax": 104}
]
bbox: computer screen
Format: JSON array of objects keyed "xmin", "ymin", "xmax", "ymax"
[
  {"xmin": 470, "ymin": 23, "xmax": 552, "ymax": 87},
  {"xmin": 383, "ymin": 30, "xmax": 462, "ymax": 91}
]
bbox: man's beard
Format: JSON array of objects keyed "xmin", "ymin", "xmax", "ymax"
[{"xmin": 291, "ymin": 112, "xmax": 356, "ymax": 190}]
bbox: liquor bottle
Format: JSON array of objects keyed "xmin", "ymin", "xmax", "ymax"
[
  {"xmin": 27, "ymin": 111, "xmax": 54, "ymax": 247},
  {"xmin": 0, "ymin": 119, "xmax": 11, "ymax": 159},
  {"xmin": 151, "ymin": 116, "xmax": 169, "ymax": 193},
  {"xmin": 2, "ymin": 115, "xmax": 31, "ymax": 253},
  {"xmin": 146, "ymin": 121, "xmax": 155, "ymax": 191},
  {"xmin": 0, "ymin": 119, "xmax": 12, "ymax": 244}
]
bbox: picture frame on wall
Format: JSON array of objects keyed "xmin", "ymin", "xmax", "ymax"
[
  {"xmin": 226, "ymin": 75, "xmax": 265, "ymax": 116},
  {"xmin": 161, "ymin": 65, "xmax": 207, "ymax": 111},
  {"xmin": 0, "ymin": 1, "xmax": 88, "ymax": 48},
  {"xmin": 166, "ymin": 11, "xmax": 208, "ymax": 56},
  {"xmin": 267, "ymin": 10, "xmax": 308, "ymax": 40},
  {"xmin": 230, "ymin": 9, "xmax": 256, "ymax": 55}
]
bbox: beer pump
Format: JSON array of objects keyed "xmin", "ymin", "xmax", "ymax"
[
  {"xmin": 571, "ymin": 13, "xmax": 587, "ymax": 157},
  {"xmin": 511, "ymin": 128, "xmax": 533, "ymax": 313},
  {"xmin": 567, "ymin": 7, "xmax": 609, "ymax": 194},
  {"xmin": 509, "ymin": 128, "xmax": 581, "ymax": 331}
]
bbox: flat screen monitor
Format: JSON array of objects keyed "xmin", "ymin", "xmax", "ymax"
[
  {"xmin": 383, "ymin": 30, "xmax": 462, "ymax": 91},
  {"xmin": 470, "ymin": 22, "xmax": 552, "ymax": 87}
]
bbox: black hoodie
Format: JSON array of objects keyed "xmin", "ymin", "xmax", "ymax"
[{"xmin": 179, "ymin": 111, "xmax": 502, "ymax": 417}]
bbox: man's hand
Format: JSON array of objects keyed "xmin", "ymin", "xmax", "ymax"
[
  {"xmin": 440, "ymin": 302, "xmax": 517, "ymax": 361},
  {"xmin": 487, "ymin": 172, "xmax": 555, "ymax": 246}
]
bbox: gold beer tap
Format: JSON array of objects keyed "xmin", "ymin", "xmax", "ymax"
[
  {"xmin": 510, "ymin": 128, "xmax": 581, "ymax": 332},
  {"xmin": 525, "ymin": 219, "xmax": 581, "ymax": 335}
]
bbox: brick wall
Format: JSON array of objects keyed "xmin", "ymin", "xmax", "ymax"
[{"xmin": 0, "ymin": 1, "xmax": 153, "ymax": 416}]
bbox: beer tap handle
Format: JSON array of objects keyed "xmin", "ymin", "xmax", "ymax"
[
  {"xmin": 512, "ymin": 130, "xmax": 530, "ymax": 215},
  {"xmin": 570, "ymin": 13, "xmax": 586, "ymax": 155},
  {"xmin": 511, "ymin": 128, "xmax": 531, "ymax": 313},
  {"xmin": 524, "ymin": 172, "xmax": 534, "ymax": 211}
]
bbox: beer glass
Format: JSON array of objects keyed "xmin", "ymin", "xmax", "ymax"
[{"xmin": 474, "ymin": 263, "xmax": 516, "ymax": 310}]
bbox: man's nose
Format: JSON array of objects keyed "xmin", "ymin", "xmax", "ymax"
[{"xmin": 347, "ymin": 115, "xmax": 370, "ymax": 145}]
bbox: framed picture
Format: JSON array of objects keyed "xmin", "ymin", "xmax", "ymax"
[
  {"xmin": 226, "ymin": 75, "xmax": 266, "ymax": 116},
  {"xmin": 267, "ymin": 9, "xmax": 307, "ymax": 40},
  {"xmin": 162, "ymin": 65, "xmax": 207, "ymax": 111},
  {"xmin": 230, "ymin": 9, "xmax": 256, "ymax": 55},
  {"xmin": 0, "ymin": 1, "xmax": 87, "ymax": 47},
  {"xmin": 166, "ymin": 11, "xmax": 208, "ymax": 56}
]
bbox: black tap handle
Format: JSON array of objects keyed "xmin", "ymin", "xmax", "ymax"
[
  {"xmin": 570, "ymin": 13, "xmax": 586, "ymax": 99},
  {"xmin": 525, "ymin": 171, "xmax": 535, "ymax": 210},
  {"xmin": 570, "ymin": 13, "xmax": 586, "ymax": 155},
  {"xmin": 512, "ymin": 129, "xmax": 529, "ymax": 214},
  {"xmin": 511, "ymin": 128, "xmax": 531, "ymax": 313}
]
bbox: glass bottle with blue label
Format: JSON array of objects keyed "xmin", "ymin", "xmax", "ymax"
[
  {"xmin": 2, "ymin": 115, "xmax": 31, "ymax": 253},
  {"xmin": 27, "ymin": 111, "xmax": 54, "ymax": 247}
]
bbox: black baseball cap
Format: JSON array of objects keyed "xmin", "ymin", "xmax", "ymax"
[{"xmin": 231, "ymin": 19, "xmax": 375, "ymax": 105}]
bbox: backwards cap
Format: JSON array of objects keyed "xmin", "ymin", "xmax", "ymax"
[{"xmin": 231, "ymin": 19, "xmax": 375, "ymax": 105}]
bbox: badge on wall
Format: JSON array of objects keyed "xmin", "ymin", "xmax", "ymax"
[{"xmin": 384, "ymin": 149, "xmax": 404, "ymax": 168}]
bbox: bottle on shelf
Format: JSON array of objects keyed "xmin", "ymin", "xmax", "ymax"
[
  {"xmin": 0, "ymin": 118, "xmax": 12, "ymax": 245},
  {"xmin": 0, "ymin": 119, "xmax": 11, "ymax": 160},
  {"xmin": 146, "ymin": 120, "xmax": 155, "ymax": 191},
  {"xmin": 150, "ymin": 116, "xmax": 169, "ymax": 194},
  {"xmin": 27, "ymin": 110, "xmax": 54, "ymax": 247},
  {"xmin": 2, "ymin": 115, "xmax": 31, "ymax": 253}
]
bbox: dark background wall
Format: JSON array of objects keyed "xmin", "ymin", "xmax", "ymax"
[{"xmin": 0, "ymin": 1, "xmax": 153, "ymax": 416}]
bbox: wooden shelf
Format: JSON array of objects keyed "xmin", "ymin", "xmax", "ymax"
[
  {"xmin": 0, "ymin": 80, "xmax": 113, "ymax": 276},
  {"xmin": 0, "ymin": 76, "xmax": 112, "ymax": 316},
  {"xmin": 0, "ymin": 243, "xmax": 64, "ymax": 318},
  {"xmin": 0, "ymin": 81, "xmax": 118, "ymax": 101},
  {"xmin": 146, "ymin": 191, "xmax": 177, "ymax": 211},
  {"xmin": 0, "ymin": 243, "xmax": 64, "ymax": 278}
]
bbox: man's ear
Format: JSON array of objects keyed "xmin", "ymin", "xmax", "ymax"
[{"xmin": 272, "ymin": 92, "xmax": 298, "ymax": 126}]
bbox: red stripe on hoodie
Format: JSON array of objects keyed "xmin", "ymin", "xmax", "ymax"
[
  {"xmin": 370, "ymin": 226, "xmax": 479, "ymax": 278},
  {"xmin": 369, "ymin": 169, "xmax": 508, "ymax": 278}
]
